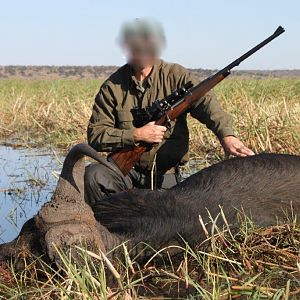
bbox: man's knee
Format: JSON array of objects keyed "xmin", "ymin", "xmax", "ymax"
[
  {"xmin": 84, "ymin": 163, "xmax": 110, "ymax": 205},
  {"xmin": 84, "ymin": 162, "xmax": 133, "ymax": 205},
  {"xmin": 84, "ymin": 163, "xmax": 103, "ymax": 189}
]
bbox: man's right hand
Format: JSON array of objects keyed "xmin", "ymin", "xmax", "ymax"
[{"xmin": 133, "ymin": 121, "xmax": 167, "ymax": 144}]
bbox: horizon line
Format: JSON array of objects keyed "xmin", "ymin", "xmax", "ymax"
[{"xmin": 1, "ymin": 65, "xmax": 300, "ymax": 72}]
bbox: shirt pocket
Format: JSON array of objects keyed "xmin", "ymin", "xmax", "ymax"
[{"xmin": 117, "ymin": 110, "xmax": 134, "ymax": 130}]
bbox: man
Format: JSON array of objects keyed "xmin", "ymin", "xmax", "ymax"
[{"xmin": 84, "ymin": 19, "xmax": 254, "ymax": 206}]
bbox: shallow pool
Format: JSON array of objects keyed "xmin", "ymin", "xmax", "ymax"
[{"xmin": 0, "ymin": 145, "xmax": 63, "ymax": 243}]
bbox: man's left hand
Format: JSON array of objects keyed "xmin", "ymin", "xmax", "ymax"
[{"xmin": 221, "ymin": 136, "xmax": 255, "ymax": 157}]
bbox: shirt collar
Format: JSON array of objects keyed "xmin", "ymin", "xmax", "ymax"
[{"xmin": 129, "ymin": 59, "xmax": 161, "ymax": 89}]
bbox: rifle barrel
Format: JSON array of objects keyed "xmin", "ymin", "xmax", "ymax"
[{"xmin": 221, "ymin": 26, "xmax": 285, "ymax": 75}]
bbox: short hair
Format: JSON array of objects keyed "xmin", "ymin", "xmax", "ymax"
[{"xmin": 118, "ymin": 18, "xmax": 166, "ymax": 53}]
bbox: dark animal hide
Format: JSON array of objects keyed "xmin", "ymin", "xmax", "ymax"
[{"xmin": 0, "ymin": 144, "xmax": 299, "ymax": 267}]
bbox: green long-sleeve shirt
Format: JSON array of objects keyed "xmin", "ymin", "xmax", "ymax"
[{"xmin": 87, "ymin": 59, "xmax": 234, "ymax": 172}]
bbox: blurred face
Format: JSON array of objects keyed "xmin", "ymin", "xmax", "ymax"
[{"xmin": 123, "ymin": 37, "xmax": 160, "ymax": 69}]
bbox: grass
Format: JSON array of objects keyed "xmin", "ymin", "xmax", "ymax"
[
  {"xmin": 0, "ymin": 78, "xmax": 299, "ymax": 159},
  {"xmin": 0, "ymin": 77, "xmax": 299, "ymax": 298},
  {"xmin": 0, "ymin": 212, "xmax": 299, "ymax": 299},
  {"xmin": 188, "ymin": 78, "xmax": 300, "ymax": 162},
  {"xmin": 0, "ymin": 79, "xmax": 97, "ymax": 148}
]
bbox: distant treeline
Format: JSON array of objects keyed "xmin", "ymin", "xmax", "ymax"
[{"xmin": 0, "ymin": 65, "xmax": 299, "ymax": 80}]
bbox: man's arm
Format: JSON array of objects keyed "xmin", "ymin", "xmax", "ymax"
[
  {"xmin": 169, "ymin": 65, "xmax": 235, "ymax": 140},
  {"xmin": 87, "ymin": 83, "xmax": 136, "ymax": 152},
  {"xmin": 190, "ymin": 90, "xmax": 235, "ymax": 140},
  {"xmin": 190, "ymin": 91, "xmax": 254, "ymax": 156},
  {"xmin": 87, "ymin": 83, "xmax": 167, "ymax": 152},
  {"xmin": 172, "ymin": 65, "xmax": 254, "ymax": 157}
]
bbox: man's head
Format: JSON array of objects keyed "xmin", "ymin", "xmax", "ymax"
[{"xmin": 118, "ymin": 18, "xmax": 166, "ymax": 69}]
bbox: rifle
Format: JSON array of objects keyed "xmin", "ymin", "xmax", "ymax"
[{"xmin": 110, "ymin": 26, "xmax": 285, "ymax": 175}]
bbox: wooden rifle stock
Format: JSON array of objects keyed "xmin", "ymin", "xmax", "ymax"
[
  {"xmin": 109, "ymin": 26, "xmax": 285, "ymax": 175},
  {"xmin": 109, "ymin": 144, "xmax": 149, "ymax": 176}
]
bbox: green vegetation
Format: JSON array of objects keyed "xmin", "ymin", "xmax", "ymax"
[
  {"xmin": 189, "ymin": 78, "xmax": 300, "ymax": 161},
  {"xmin": 0, "ymin": 78, "xmax": 299, "ymax": 298},
  {"xmin": 0, "ymin": 78, "xmax": 299, "ymax": 159},
  {"xmin": 0, "ymin": 212, "xmax": 299, "ymax": 299},
  {"xmin": 0, "ymin": 79, "xmax": 99, "ymax": 148}
]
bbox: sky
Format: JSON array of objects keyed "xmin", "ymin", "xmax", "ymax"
[{"xmin": 0, "ymin": 0, "xmax": 299, "ymax": 70}]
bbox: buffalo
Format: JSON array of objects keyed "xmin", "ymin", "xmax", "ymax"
[{"xmin": 0, "ymin": 143, "xmax": 299, "ymax": 267}]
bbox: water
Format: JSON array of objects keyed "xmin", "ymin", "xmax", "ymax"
[
  {"xmin": 0, "ymin": 145, "xmax": 63, "ymax": 243},
  {"xmin": 0, "ymin": 144, "xmax": 209, "ymax": 244},
  {"xmin": 180, "ymin": 158, "xmax": 213, "ymax": 180}
]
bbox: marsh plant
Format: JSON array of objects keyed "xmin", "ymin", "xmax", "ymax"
[
  {"xmin": 0, "ymin": 78, "xmax": 299, "ymax": 157},
  {"xmin": 0, "ymin": 212, "xmax": 299, "ymax": 299}
]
